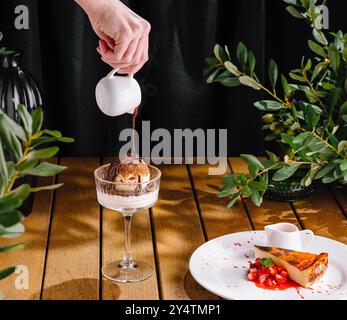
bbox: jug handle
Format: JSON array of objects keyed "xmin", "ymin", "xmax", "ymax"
[{"xmin": 107, "ymin": 68, "xmax": 134, "ymax": 79}]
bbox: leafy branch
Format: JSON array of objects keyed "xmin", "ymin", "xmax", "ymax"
[
  {"xmin": 0, "ymin": 103, "xmax": 74, "ymax": 297},
  {"xmin": 206, "ymin": 0, "xmax": 347, "ymax": 208}
]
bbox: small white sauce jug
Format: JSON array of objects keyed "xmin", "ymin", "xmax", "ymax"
[
  {"xmin": 95, "ymin": 69, "xmax": 141, "ymax": 117},
  {"xmin": 265, "ymin": 222, "xmax": 314, "ymax": 251}
]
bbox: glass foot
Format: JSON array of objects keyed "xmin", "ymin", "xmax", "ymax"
[{"xmin": 102, "ymin": 260, "xmax": 154, "ymax": 283}]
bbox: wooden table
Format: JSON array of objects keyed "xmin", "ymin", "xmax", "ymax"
[{"xmin": 2, "ymin": 158, "xmax": 347, "ymax": 300}]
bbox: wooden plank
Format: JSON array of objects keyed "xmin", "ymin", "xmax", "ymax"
[
  {"xmin": 229, "ymin": 158, "xmax": 300, "ymax": 230},
  {"xmin": 293, "ymin": 185, "xmax": 347, "ymax": 244},
  {"xmin": 102, "ymin": 158, "xmax": 159, "ymax": 300},
  {"xmin": 42, "ymin": 158, "xmax": 100, "ymax": 300},
  {"xmin": 189, "ymin": 163, "xmax": 252, "ymax": 240},
  {"xmin": 329, "ymin": 184, "xmax": 347, "ymax": 215},
  {"xmin": 151, "ymin": 165, "xmax": 219, "ymax": 300},
  {"xmin": 0, "ymin": 159, "xmax": 57, "ymax": 300}
]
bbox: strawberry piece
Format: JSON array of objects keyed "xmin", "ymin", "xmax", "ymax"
[
  {"xmin": 258, "ymin": 274, "xmax": 268, "ymax": 284},
  {"xmin": 248, "ymin": 272, "xmax": 257, "ymax": 281},
  {"xmin": 280, "ymin": 270, "xmax": 288, "ymax": 278},
  {"xmin": 276, "ymin": 266, "xmax": 284, "ymax": 273},
  {"xmin": 255, "ymin": 258, "xmax": 261, "ymax": 268},
  {"xmin": 258, "ymin": 266, "xmax": 265, "ymax": 274},
  {"xmin": 268, "ymin": 267, "xmax": 277, "ymax": 277},
  {"xmin": 275, "ymin": 274, "xmax": 287, "ymax": 284},
  {"xmin": 249, "ymin": 267, "xmax": 257, "ymax": 273},
  {"xmin": 266, "ymin": 278, "xmax": 276, "ymax": 286}
]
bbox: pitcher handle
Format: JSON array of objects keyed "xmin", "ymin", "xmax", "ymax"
[
  {"xmin": 107, "ymin": 69, "xmax": 134, "ymax": 79},
  {"xmin": 299, "ymin": 229, "xmax": 314, "ymax": 250}
]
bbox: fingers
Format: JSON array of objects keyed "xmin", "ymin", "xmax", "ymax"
[{"xmin": 97, "ymin": 20, "xmax": 151, "ymax": 74}]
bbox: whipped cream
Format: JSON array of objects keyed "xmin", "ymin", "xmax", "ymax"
[{"xmin": 97, "ymin": 190, "xmax": 159, "ymax": 211}]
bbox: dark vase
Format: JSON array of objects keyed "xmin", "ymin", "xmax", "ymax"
[
  {"xmin": 0, "ymin": 53, "xmax": 42, "ymax": 216},
  {"xmin": 264, "ymin": 179, "xmax": 316, "ymax": 202},
  {"xmin": 0, "ymin": 53, "xmax": 42, "ymax": 122}
]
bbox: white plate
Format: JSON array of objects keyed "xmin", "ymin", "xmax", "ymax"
[{"xmin": 189, "ymin": 231, "xmax": 347, "ymax": 300}]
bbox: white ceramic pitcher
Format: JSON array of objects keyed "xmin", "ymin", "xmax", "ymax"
[
  {"xmin": 95, "ymin": 69, "xmax": 141, "ymax": 117},
  {"xmin": 265, "ymin": 222, "xmax": 314, "ymax": 251}
]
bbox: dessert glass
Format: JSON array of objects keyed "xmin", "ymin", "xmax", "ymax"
[{"xmin": 94, "ymin": 164, "xmax": 161, "ymax": 283}]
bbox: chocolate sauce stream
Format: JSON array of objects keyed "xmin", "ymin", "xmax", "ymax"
[{"xmin": 132, "ymin": 106, "xmax": 139, "ymax": 153}]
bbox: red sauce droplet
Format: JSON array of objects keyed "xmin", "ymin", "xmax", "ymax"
[
  {"xmin": 254, "ymin": 279, "xmax": 301, "ymax": 292},
  {"xmin": 234, "ymin": 242, "xmax": 242, "ymax": 247}
]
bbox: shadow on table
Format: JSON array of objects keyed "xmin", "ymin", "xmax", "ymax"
[
  {"xmin": 184, "ymin": 271, "xmax": 221, "ymax": 300},
  {"xmin": 33, "ymin": 278, "xmax": 99, "ymax": 300}
]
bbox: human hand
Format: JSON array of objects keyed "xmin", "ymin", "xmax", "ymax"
[{"xmin": 76, "ymin": 0, "xmax": 151, "ymax": 74}]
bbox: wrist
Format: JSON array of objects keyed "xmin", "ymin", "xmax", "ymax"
[{"xmin": 75, "ymin": 0, "xmax": 120, "ymax": 15}]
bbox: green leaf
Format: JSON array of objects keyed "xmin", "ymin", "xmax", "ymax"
[
  {"xmin": 0, "ymin": 242, "xmax": 29, "ymax": 253},
  {"xmin": 0, "ymin": 110, "xmax": 26, "ymax": 141},
  {"xmin": 283, "ymin": 0, "xmax": 300, "ymax": 5},
  {"xmin": 314, "ymin": 163, "xmax": 338, "ymax": 180},
  {"xmin": 31, "ymin": 107, "xmax": 43, "ymax": 133},
  {"xmin": 42, "ymin": 130, "xmax": 62, "ymax": 138},
  {"xmin": 17, "ymin": 104, "xmax": 32, "ymax": 134},
  {"xmin": 239, "ymin": 76, "xmax": 260, "ymax": 90},
  {"xmin": 0, "ymin": 142, "xmax": 8, "ymax": 183},
  {"xmin": 340, "ymin": 160, "xmax": 347, "ymax": 172},
  {"xmin": 23, "ymin": 162, "xmax": 66, "ymax": 177},
  {"xmin": 224, "ymin": 61, "xmax": 241, "ymax": 76},
  {"xmin": 266, "ymin": 150, "xmax": 278, "ymax": 162},
  {"xmin": 281, "ymin": 74, "xmax": 290, "ymax": 96},
  {"xmin": 293, "ymin": 132, "xmax": 310, "ymax": 145},
  {"xmin": 205, "ymin": 57, "xmax": 219, "ymax": 67},
  {"xmin": 343, "ymin": 47, "xmax": 347, "ymax": 63},
  {"xmin": 0, "ymin": 197, "xmax": 22, "ymax": 211},
  {"xmin": 206, "ymin": 68, "xmax": 220, "ymax": 84},
  {"xmin": 259, "ymin": 258, "xmax": 273, "ymax": 268},
  {"xmin": 286, "ymin": 6, "xmax": 304, "ymax": 19},
  {"xmin": 31, "ymin": 183, "xmax": 64, "ymax": 192},
  {"xmin": 0, "ymin": 267, "xmax": 16, "ymax": 280},
  {"xmin": 250, "ymin": 190, "xmax": 262, "ymax": 207},
  {"xmin": 268, "ymin": 59, "xmax": 278, "ymax": 89},
  {"xmin": 0, "ymin": 210, "xmax": 23, "ymax": 227},
  {"xmin": 272, "ymin": 164, "xmax": 301, "ymax": 181},
  {"xmin": 311, "ymin": 62, "xmax": 327, "ymax": 82},
  {"xmin": 0, "ymin": 222, "xmax": 24, "ymax": 239},
  {"xmin": 5, "ymin": 184, "xmax": 31, "ymax": 206},
  {"xmin": 289, "ymin": 72, "xmax": 305, "ymax": 82},
  {"xmin": 220, "ymin": 77, "xmax": 241, "ymax": 87},
  {"xmin": 227, "ymin": 191, "xmax": 242, "ymax": 208},
  {"xmin": 214, "ymin": 44, "xmax": 227, "ymax": 63},
  {"xmin": 308, "ymin": 40, "xmax": 326, "ymax": 57},
  {"xmin": 241, "ymin": 154, "xmax": 265, "ymax": 174},
  {"xmin": 248, "ymin": 50, "xmax": 256, "ymax": 75},
  {"xmin": 328, "ymin": 44, "xmax": 341, "ymax": 74},
  {"xmin": 236, "ymin": 42, "xmax": 248, "ymax": 71},
  {"xmin": 0, "ymin": 114, "xmax": 23, "ymax": 160},
  {"xmin": 254, "ymin": 100, "xmax": 283, "ymax": 111},
  {"xmin": 26, "ymin": 147, "xmax": 59, "ymax": 160},
  {"xmin": 300, "ymin": 102, "xmax": 321, "ymax": 129},
  {"xmin": 313, "ymin": 29, "xmax": 328, "ymax": 46}
]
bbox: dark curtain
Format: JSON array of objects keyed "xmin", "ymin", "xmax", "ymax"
[{"xmin": 1, "ymin": 0, "xmax": 347, "ymax": 156}]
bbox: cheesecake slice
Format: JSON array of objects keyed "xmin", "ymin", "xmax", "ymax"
[{"xmin": 254, "ymin": 245, "xmax": 328, "ymax": 288}]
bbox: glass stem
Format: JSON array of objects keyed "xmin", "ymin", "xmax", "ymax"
[{"xmin": 121, "ymin": 213, "xmax": 135, "ymax": 268}]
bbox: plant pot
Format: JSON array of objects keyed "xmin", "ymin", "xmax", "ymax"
[{"xmin": 264, "ymin": 179, "xmax": 315, "ymax": 202}]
